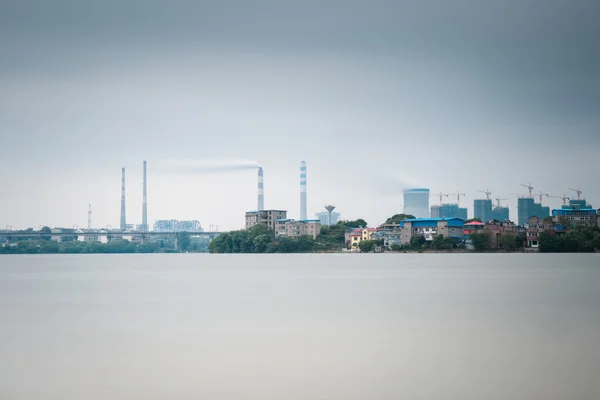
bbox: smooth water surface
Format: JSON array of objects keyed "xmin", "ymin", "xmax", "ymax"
[{"xmin": 1, "ymin": 254, "xmax": 599, "ymax": 399}]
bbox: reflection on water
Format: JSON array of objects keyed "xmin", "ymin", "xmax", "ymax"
[{"xmin": 1, "ymin": 254, "xmax": 599, "ymax": 399}]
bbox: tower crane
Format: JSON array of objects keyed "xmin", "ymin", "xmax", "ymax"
[
  {"xmin": 569, "ymin": 188, "xmax": 582, "ymax": 200},
  {"xmin": 520, "ymin": 182, "xmax": 534, "ymax": 198},
  {"xmin": 537, "ymin": 191, "xmax": 549, "ymax": 205},
  {"xmin": 494, "ymin": 197, "xmax": 507, "ymax": 209},
  {"xmin": 454, "ymin": 192, "xmax": 466, "ymax": 207},
  {"xmin": 430, "ymin": 192, "xmax": 450, "ymax": 206},
  {"xmin": 476, "ymin": 189, "xmax": 492, "ymax": 200},
  {"xmin": 549, "ymin": 194, "xmax": 570, "ymax": 205}
]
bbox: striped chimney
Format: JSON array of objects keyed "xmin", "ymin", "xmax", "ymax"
[
  {"xmin": 258, "ymin": 167, "xmax": 264, "ymax": 211},
  {"xmin": 300, "ymin": 161, "xmax": 307, "ymax": 220}
]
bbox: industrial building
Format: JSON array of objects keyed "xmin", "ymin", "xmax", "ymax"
[
  {"xmin": 517, "ymin": 197, "xmax": 549, "ymax": 226},
  {"xmin": 403, "ymin": 188, "xmax": 430, "ymax": 218},
  {"xmin": 315, "ymin": 211, "xmax": 341, "ymax": 226},
  {"xmin": 399, "ymin": 218, "xmax": 464, "ymax": 245},
  {"xmin": 245, "ymin": 210, "xmax": 287, "ymax": 231},
  {"xmin": 430, "ymin": 204, "xmax": 468, "ymax": 220},
  {"xmin": 275, "ymin": 219, "xmax": 321, "ymax": 239},
  {"xmin": 153, "ymin": 220, "xmax": 203, "ymax": 232}
]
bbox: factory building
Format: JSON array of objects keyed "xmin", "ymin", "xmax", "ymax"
[
  {"xmin": 403, "ymin": 188, "xmax": 430, "ymax": 218},
  {"xmin": 245, "ymin": 210, "xmax": 287, "ymax": 232},
  {"xmin": 315, "ymin": 211, "xmax": 341, "ymax": 226},
  {"xmin": 153, "ymin": 220, "xmax": 202, "ymax": 232},
  {"xmin": 275, "ymin": 219, "xmax": 321, "ymax": 239},
  {"xmin": 430, "ymin": 204, "xmax": 468, "ymax": 220},
  {"xmin": 517, "ymin": 197, "xmax": 549, "ymax": 226}
]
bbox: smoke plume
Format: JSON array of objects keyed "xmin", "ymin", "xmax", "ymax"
[{"xmin": 160, "ymin": 158, "xmax": 261, "ymax": 174}]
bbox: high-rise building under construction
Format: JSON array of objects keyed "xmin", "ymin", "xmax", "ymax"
[{"xmin": 403, "ymin": 188, "xmax": 430, "ymax": 218}]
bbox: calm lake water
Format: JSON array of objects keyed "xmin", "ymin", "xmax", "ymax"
[{"xmin": 1, "ymin": 254, "xmax": 599, "ymax": 399}]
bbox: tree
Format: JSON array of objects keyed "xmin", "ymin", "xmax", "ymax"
[
  {"xmin": 469, "ymin": 232, "xmax": 491, "ymax": 251},
  {"xmin": 342, "ymin": 219, "xmax": 368, "ymax": 228},
  {"xmin": 432, "ymin": 234, "xmax": 453, "ymax": 250},
  {"xmin": 384, "ymin": 214, "xmax": 415, "ymax": 224},
  {"xmin": 410, "ymin": 235, "xmax": 425, "ymax": 250},
  {"xmin": 499, "ymin": 234, "xmax": 517, "ymax": 252},
  {"xmin": 177, "ymin": 232, "xmax": 191, "ymax": 252},
  {"xmin": 253, "ymin": 234, "xmax": 270, "ymax": 253},
  {"xmin": 359, "ymin": 240, "xmax": 375, "ymax": 253}
]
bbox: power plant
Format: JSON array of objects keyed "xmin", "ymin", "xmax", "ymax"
[
  {"xmin": 141, "ymin": 160, "xmax": 148, "ymax": 232},
  {"xmin": 120, "ymin": 167, "xmax": 126, "ymax": 230},
  {"xmin": 300, "ymin": 161, "xmax": 307, "ymax": 220},
  {"xmin": 258, "ymin": 167, "xmax": 264, "ymax": 211}
]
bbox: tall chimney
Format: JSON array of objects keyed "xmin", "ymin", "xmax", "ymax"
[
  {"xmin": 142, "ymin": 160, "xmax": 148, "ymax": 231},
  {"xmin": 120, "ymin": 167, "xmax": 126, "ymax": 230},
  {"xmin": 300, "ymin": 161, "xmax": 307, "ymax": 220},
  {"xmin": 258, "ymin": 167, "xmax": 264, "ymax": 211}
]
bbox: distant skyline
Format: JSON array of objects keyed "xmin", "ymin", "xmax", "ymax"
[{"xmin": 1, "ymin": 0, "xmax": 599, "ymax": 230}]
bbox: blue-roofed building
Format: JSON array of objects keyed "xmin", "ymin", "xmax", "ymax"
[
  {"xmin": 552, "ymin": 207, "xmax": 597, "ymax": 227},
  {"xmin": 399, "ymin": 218, "xmax": 464, "ymax": 245}
]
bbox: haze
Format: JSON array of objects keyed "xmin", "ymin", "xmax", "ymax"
[{"xmin": 1, "ymin": 0, "xmax": 599, "ymax": 230}]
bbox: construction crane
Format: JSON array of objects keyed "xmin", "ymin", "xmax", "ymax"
[
  {"xmin": 537, "ymin": 191, "xmax": 549, "ymax": 205},
  {"xmin": 494, "ymin": 197, "xmax": 507, "ymax": 209},
  {"xmin": 476, "ymin": 189, "xmax": 492, "ymax": 200},
  {"xmin": 549, "ymin": 194, "xmax": 570, "ymax": 205},
  {"xmin": 569, "ymin": 188, "xmax": 582, "ymax": 200},
  {"xmin": 430, "ymin": 192, "xmax": 450, "ymax": 206},
  {"xmin": 454, "ymin": 192, "xmax": 466, "ymax": 207},
  {"xmin": 520, "ymin": 182, "xmax": 534, "ymax": 198}
]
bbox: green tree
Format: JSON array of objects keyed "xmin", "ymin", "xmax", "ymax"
[
  {"xmin": 384, "ymin": 214, "xmax": 416, "ymax": 224},
  {"xmin": 342, "ymin": 219, "xmax": 368, "ymax": 228},
  {"xmin": 500, "ymin": 234, "xmax": 517, "ymax": 252},
  {"xmin": 410, "ymin": 235, "xmax": 425, "ymax": 250},
  {"xmin": 253, "ymin": 234, "xmax": 270, "ymax": 253},
  {"xmin": 432, "ymin": 234, "xmax": 453, "ymax": 250},
  {"xmin": 359, "ymin": 240, "xmax": 375, "ymax": 253},
  {"xmin": 177, "ymin": 232, "xmax": 191, "ymax": 252},
  {"xmin": 469, "ymin": 232, "xmax": 491, "ymax": 251}
]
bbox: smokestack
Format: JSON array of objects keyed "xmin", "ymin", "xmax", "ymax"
[
  {"xmin": 300, "ymin": 161, "xmax": 307, "ymax": 220},
  {"xmin": 142, "ymin": 160, "xmax": 148, "ymax": 231},
  {"xmin": 120, "ymin": 167, "xmax": 126, "ymax": 231},
  {"xmin": 258, "ymin": 167, "xmax": 264, "ymax": 210}
]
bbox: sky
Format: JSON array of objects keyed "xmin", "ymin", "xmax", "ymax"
[{"xmin": 1, "ymin": 0, "xmax": 599, "ymax": 231}]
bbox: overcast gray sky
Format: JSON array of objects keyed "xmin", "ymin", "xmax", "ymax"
[{"xmin": 1, "ymin": 0, "xmax": 599, "ymax": 230}]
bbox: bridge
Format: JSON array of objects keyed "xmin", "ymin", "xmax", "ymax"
[{"xmin": 0, "ymin": 230, "xmax": 224, "ymax": 243}]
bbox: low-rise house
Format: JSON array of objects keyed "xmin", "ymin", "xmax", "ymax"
[
  {"xmin": 399, "ymin": 218, "xmax": 464, "ymax": 245},
  {"xmin": 463, "ymin": 221, "xmax": 485, "ymax": 236},
  {"xmin": 345, "ymin": 227, "xmax": 377, "ymax": 247},
  {"xmin": 275, "ymin": 219, "xmax": 321, "ymax": 239},
  {"xmin": 484, "ymin": 220, "xmax": 517, "ymax": 249}
]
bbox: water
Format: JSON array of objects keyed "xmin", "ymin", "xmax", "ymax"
[{"xmin": 1, "ymin": 254, "xmax": 599, "ymax": 399}]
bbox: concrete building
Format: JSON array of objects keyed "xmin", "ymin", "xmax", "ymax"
[
  {"xmin": 275, "ymin": 219, "xmax": 321, "ymax": 239},
  {"xmin": 430, "ymin": 204, "xmax": 468, "ymax": 220},
  {"xmin": 315, "ymin": 211, "xmax": 341, "ymax": 226},
  {"xmin": 245, "ymin": 210, "xmax": 287, "ymax": 231},
  {"xmin": 484, "ymin": 220, "xmax": 518, "ymax": 249},
  {"xmin": 474, "ymin": 199, "xmax": 492, "ymax": 223},
  {"xmin": 403, "ymin": 188, "xmax": 430, "ymax": 218},
  {"xmin": 517, "ymin": 197, "xmax": 549, "ymax": 226},
  {"xmin": 399, "ymin": 218, "xmax": 464, "ymax": 245},
  {"xmin": 491, "ymin": 206, "xmax": 510, "ymax": 222},
  {"xmin": 525, "ymin": 216, "xmax": 559, "ymax": 249},
  {"xmin": 552, "ymin": 206, "xmax": 597, "ymax": 227}
]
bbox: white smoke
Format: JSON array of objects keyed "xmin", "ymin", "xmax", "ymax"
[{"xmin": 160, "ymin": 158, "xmax": 261, "ymax": 174}]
